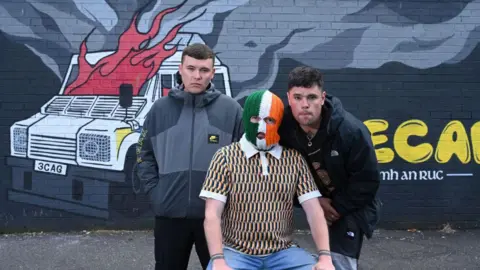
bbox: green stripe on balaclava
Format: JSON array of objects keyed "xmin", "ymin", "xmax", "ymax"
[{"xmin": 242, "ymin": 90, "xmax": 265, "ymax": 146}]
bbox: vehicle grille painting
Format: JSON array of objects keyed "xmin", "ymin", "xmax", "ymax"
[{"xmin": 29, "ymin": 135, "xmax": 77, "ymax": 162}]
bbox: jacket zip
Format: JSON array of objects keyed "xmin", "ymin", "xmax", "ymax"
[{"xmin": 188, "ymin": 96, "xmax": 196, "ymax": 216}]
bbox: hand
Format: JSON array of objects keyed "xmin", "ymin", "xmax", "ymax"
[
  {"xmin": 319, "ymin": 198, "xmax": 340, "ymax": 224},
  {"xmin": 312, "ymin": 255, "xmax": 335, "ymax": 270},
  {"xmin": 212, "ymin": 258, "xmax": 233, "ymax": 270}
]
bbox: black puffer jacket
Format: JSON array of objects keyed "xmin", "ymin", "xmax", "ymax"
[{"xmin": 278, "ymin": 94, "xmax": 382, "ymax": 239}]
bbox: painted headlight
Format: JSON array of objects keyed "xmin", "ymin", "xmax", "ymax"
[
  {"xmin": 13, "ymin": 127, "xmax": 27, "ymax": 154},
  {"xmin": 79, "ymin": 133, "xmax": 111, "ymax": 162}
]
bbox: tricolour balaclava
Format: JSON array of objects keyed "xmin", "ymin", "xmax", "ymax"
[{"xmin": 242, "ymin": 90, "xmax": 284, "ymax": 150}]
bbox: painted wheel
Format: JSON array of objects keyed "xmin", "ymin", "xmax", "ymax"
[{"xmin": 108, "ymin": 146, "xmax": 151, "ymax": 218}]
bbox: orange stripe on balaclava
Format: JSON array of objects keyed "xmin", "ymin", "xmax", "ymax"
[
  {"xmin": 265, "ymin": 93, "xmax": 284, "ymax": 146},
  {"xmin": 256, "ymin": 90, "xmax": 284, "ymax": 150}
]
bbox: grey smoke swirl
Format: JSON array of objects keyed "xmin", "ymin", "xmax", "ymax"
[{"xmin": 0, "ymin": 0, "xmax": 478, "ymax": 99}]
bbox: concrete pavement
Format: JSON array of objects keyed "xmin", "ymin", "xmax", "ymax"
[{"xmin": 1, "ymin": 228, "xmax": 479, "ymax": 269}]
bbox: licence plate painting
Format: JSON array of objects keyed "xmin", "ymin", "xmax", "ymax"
[{"xmin": 34, "ymin": 160, "xmax": 67, "ymax": 175}]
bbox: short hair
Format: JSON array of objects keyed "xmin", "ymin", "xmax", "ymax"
[
  {"xmin": 181, "ymin": 43, "xmax": 215, "ymax": 65},
  {"xmin": 287, "ymin": 66, "xmax": 324, "ymax": 91}
]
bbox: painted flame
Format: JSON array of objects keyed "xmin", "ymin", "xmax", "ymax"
[{"xmin": 64, "ymin": 6, "xmax": 184, "ymax": 96}]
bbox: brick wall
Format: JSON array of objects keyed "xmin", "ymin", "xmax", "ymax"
[{"xmin": 0, "ymin": 0, "xmax": 479, "ymax": 232}]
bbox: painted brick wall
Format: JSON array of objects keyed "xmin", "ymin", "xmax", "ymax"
[{"xmin": 0, "ymin": 0, "xmax": 479, "ymax": 232}]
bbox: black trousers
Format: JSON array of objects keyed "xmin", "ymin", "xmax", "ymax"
[{"xmin": 154, "ymin": 216, "xmax": 210, "ymax": 270}]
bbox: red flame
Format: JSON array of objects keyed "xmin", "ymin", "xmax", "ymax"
[{"xmin": 64, "ymin": 6, "xmax": 184, "ymax": 96}]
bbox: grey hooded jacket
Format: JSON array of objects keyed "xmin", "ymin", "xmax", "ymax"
[{"xmin": 136, "ymin": 83, "xmax": 244, "ymax": 219}]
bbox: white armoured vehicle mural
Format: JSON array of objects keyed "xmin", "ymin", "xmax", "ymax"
[{"xmin": 6, "ymin": 27, "xmax": 232, "ymax": 219}]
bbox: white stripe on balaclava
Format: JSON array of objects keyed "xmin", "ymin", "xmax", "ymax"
[{"xmin": 256, "ymin": 90, "xmax": 273, "ymax": 150}]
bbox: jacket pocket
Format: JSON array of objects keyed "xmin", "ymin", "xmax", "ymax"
[
  {"xmin": 147, "ymin": 182, "xmax": 162, "ymax": 215},
  {"xmin": 149, "ymin": 172, "xmax": 188, "ymax": 216},
  {"xmin": 351, "ymin": 196, "xmax": 383, "ymax": 239}
]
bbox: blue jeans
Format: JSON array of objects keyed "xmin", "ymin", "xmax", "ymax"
[
  {"xmin": 206, "ymin": 246, "xmax": 317, "ymax": 270},
  {"xmin": 332, "ymin": 252, "xmax": 358, "ymax": 270}
]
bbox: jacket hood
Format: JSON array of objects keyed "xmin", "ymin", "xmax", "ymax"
[
  {"xmin": 323, "ymin": 94, "xmax": 346, "ymax": 135},
  {"xmin": 282, "ymin": 94, "xmax": 346, "ymax": 137},
  {"xmin": 168, "ymin": 82, "xmax": 222, "ymax": 108}
]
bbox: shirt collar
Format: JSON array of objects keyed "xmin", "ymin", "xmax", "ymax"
[{"xmin": 239, "ymin": 134, "xmax": 282, "ymax": 160}]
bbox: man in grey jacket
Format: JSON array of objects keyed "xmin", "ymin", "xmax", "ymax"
[{"xmin": 136, "ymin": 43, "xmax": 244, "ymax": 270}]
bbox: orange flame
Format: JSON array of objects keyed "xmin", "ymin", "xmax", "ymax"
[{"xmin": 64, "ymin": 6, "xmax": 184, "ymax": 96}]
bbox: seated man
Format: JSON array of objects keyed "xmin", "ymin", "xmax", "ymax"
[{"xmin": 199, "ymin": 90, "xmax": 335, "ymax": 270}]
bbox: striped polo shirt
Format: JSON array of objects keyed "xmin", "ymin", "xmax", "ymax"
[{"xmin": 199, "ymin": 135, "xmax": 322, "ymax": 256}]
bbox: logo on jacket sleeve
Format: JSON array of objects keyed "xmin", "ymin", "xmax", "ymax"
[{"xmin": 208, "ymin": 134, "xmax": 219, "ymax": 144}]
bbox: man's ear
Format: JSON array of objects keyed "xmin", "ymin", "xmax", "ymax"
[
  {"xmin": 286, "ymin": 91, "xmax": 293, "ymax": 105},
  {"xmin": 178, "ymin": 64, "xmax": 183, "ymax": 76},
  {"xmin": 210, "ymin": 67, "xmax": 216, "ymax": 80},
  {"xmin": 321, "ymin": 90, "xmax": 327, "ymax": 105}
]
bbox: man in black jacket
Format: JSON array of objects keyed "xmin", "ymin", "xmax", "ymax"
[{"xmin": 278, "ymin": 66, "xmax": 382, "ymax": 270}]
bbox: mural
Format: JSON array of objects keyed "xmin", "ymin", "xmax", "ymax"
[
  {"xmin": 0, "ymin": 0, "xmax": 479, "ymax": 230},
  {"xmin": 3, "ymin": 2, "xmax": 233, "ymax": 220}
]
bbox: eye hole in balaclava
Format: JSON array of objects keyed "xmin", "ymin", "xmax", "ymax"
[{"xmin": 242, "ymin": 90, "xmax": 284, "ymax": 150}]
